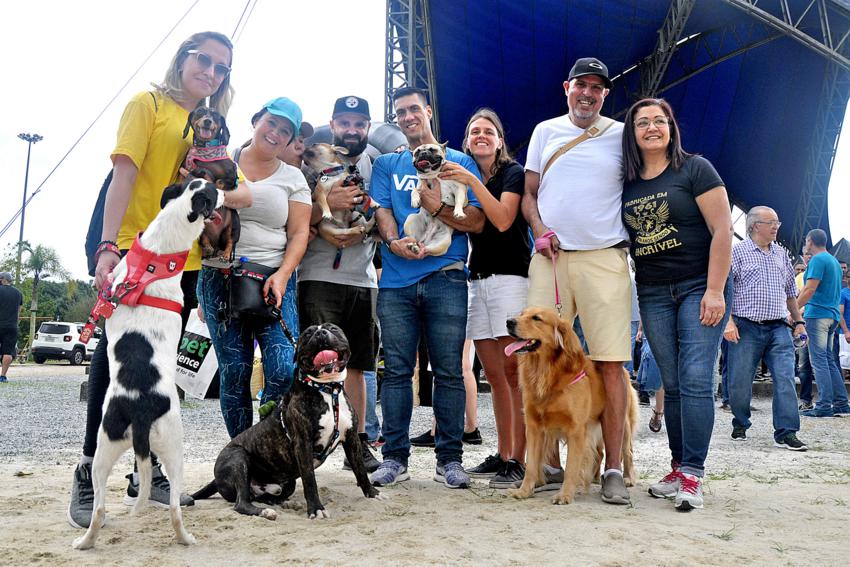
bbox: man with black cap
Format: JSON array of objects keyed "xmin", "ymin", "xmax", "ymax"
[
  {"xmin": 521, "ymin": 57, "xmax": 632, "ymax": 504},
  {"xmin": 0, "ymin": 272, "xmax": 22, "ymax": 383},
  {"xmin": 298, "ymin": 96, "xmax": 381, "ymax": 472}
]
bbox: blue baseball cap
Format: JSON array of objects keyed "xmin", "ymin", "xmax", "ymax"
[{"xmin": 252, "ymin": 97, "xmax": 314, "ymax": 138}]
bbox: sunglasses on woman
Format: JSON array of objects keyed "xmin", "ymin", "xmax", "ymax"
[{"xmin": 186, "ymin": 50, "xmax": 231, "ymax": 78}]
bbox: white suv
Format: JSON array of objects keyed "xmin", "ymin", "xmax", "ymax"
[{"xmin": 31, "ymin": 321, "xmax": 102, "ymax": 365}]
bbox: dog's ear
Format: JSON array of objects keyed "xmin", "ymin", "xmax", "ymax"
[
  {"xmin": 160, "ymin": 183, "xmax": 185, "ymax": 209},
  {"xmin": 557, "ymin": 318, "xmax": 585, "ymax": 361},
  {"xmin": 188, "ymin": 183, "xmax": 217, "ymax": 222},
  {"xmin": 183, "ymin": 113, "xmax": 193, "ymax": 139},
  {"xmin": 332, "ymin": 145, "xmax": 350, "ymax": 156},
  {"xmin": 218, "ymin": 121, "xmax": 230, "ymax": 146},
  {"xmin": 440, "ymin": 141, "xmax": 448, "ymax": 151}
]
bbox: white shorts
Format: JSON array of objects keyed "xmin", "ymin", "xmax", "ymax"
[{"xmin": 466, "ymin": 274, "xmax": 529, "ymax": 340}]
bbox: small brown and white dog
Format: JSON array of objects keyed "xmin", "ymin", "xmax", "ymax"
[
  {"xmin": 504, "ymin": 307, "xmax": 638, "ymax": 505},
  {"xmin": 302, "ymin": 143, "xmax": 377, "ymax": 245},
  {"xmin": 403, "ymin": 143, "xmax": 468, "ymax": 256}
]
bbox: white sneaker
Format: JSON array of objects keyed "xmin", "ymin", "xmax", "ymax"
[
  {"xmin": 648, "ymin": 466, "xmax": 681, "ymax": 499},
  {"xmin": 675, "ymin": 473, "xmax": 704, "ymax": 511}
]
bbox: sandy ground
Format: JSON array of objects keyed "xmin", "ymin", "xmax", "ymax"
[{"xmin": 1, "ymin": 365, "xmax": 849, "ymax": 566}]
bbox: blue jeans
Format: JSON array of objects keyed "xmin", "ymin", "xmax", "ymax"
[
  {"xmin": 625, "ymin": 320, "xmax": 639, "ymax": 375},
  {"xmin": 797, "ymin": 343, "xmax": 814, "ymax": 404},
  {"xmin": 637, "ymin": 337, "xmax": 662, "ymax": 393},
  {"xmin": 727, "ymin": 318, "xmax": 800, "ymax": 441},
  {"xmin": 198, "ymin": 268, "xmax": 299, "ymax": 438},
  {"xmin": 806, "ymin": 317, "xmax": 849, "ymax": 414},
  {"xmin": 719, "ymin": 339, "xmax": 730, "ymax": 404},
  {"xmin": 364, "ymin": 369, "xmax": 381, "ymax": 441},
  {"xmin": 376, "ymin": 269, "xmax": 468, "ymax": 465},
  {"xmin": 637, "ymin": 274, "xmax": 732, "ymax": 477}
]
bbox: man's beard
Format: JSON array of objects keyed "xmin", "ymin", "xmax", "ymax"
[{"xmin": 333, "ymin": 134, "xmax": 368, "ymax": 158}]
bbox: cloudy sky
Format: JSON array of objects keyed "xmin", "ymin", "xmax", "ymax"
[{"xmin": 2, "ymin": 1, "xmax": 848, "ymax": 280}]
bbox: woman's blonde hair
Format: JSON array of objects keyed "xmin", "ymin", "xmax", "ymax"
[{"xmin": 154, "ymin": 31, "xmax": 235, "ymax": 116}]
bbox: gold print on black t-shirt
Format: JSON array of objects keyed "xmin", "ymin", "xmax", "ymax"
[{"xmin": 623, "ymin": 192, "xmax": 683, "ymax": 257}]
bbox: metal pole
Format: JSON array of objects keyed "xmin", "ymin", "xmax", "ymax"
[{"xmin": 15, "ymin": 133, "xmax": 42, "ymax": 285}]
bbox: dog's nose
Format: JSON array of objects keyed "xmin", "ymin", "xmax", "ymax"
[{"xmin": 506, "ymin": 319, "xmax": 516, "ymax": 332}]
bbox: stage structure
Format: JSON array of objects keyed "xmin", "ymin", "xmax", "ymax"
[{"xmin": 384, "ymin": 0, "xmax": 850, "ymax": 248}]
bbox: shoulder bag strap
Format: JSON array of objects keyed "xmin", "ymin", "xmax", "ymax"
[{"xmin": 541, "ymin": 116, "xmax": 616, "ymax": 179}]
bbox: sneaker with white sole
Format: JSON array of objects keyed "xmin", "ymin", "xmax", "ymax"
[
  {"xmin": 68, "ymin": 462, "xmax": 99, "ymax": 529},
  {"xmin": 489, "ymin": 459, "xmax": 525, "ymax": 489},
  {"xmin": 511, "ymin": 464, "xmax": 563, "ymax": 492},
  {"xmin": 601, "ymin": 470, "xmax": 630, "ymax": 505},
  {"xmin": 675, "ymin": 473, "xmax": 704, "ymax": 511},
  {"xmin": 369, "ymin": 459, "xmax": 410, "ymax": 486},
  {"xmin": 434, "ymin": 462, "xmax": 470, "ymax": 489},
  {"xmin": 648, "ymin": 464, "xmax": 681, "ymax": 499},
  {"xmin": 123, "ymin": 463, "xmax": 194, "ymax": 508},
  {"xmin": 774, "ymin": 432, "xmax": 808, "ymax": 451},
  {"xmin": 466, "ymin": 453, "xmax": 503, "ymax": 478}
]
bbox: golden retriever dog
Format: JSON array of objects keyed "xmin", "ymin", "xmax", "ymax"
[{"xmin": 505, "ymin": 307, "xmax": 638, "ymax": 504}]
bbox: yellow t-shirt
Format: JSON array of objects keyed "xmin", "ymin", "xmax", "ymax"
[
  {"xmin": 796, "ymin": 271, "xmax": 805, "ymax": 296},
  {"xmin": 111, "ymin": 91, "xmax": 201, "ymax": 269}
]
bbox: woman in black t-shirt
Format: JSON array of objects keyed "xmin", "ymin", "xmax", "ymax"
[
  {"xmin": 439, "ymin": 108, "xmax": 530, "ymax": 488},
  {"xmin": 621, "ymin": 98, "xmax": 733, "ymax": 512}
]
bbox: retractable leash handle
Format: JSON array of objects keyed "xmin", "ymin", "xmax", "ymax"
[{"xmin": 534, "ymin": 231, "xmax": 562, "ymax": 316}]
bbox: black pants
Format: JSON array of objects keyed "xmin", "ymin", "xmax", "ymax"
[{"xmin": 82, "ymin": 271, "xmax": 198, "ymax": 457}]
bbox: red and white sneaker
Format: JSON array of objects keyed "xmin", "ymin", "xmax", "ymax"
[
  {"xmin": 675, "ymin": 473, "xmax": 704, "ymax": 511},
  {"xmin": 648, "ymin": 464, "xmax": 681, "ymax": 499}
]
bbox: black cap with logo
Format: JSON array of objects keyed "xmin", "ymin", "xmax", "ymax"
[
  {"xmin": 332, "ymin": 96, "xmax": 371, "ymax": 120},
  {"xmin": 568, "ymin": 57, "xmax": 613, "ymax": 89}
]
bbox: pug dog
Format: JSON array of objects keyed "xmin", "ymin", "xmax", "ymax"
[
  {"xmin": 403, "ymin": 143, "xmax": 469, "ymax": 256},
  {"xmin": 191, "ymin": 323, "xmax": 381, "ymax": 520}
]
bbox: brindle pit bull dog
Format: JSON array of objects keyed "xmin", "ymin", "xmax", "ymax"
[{"xmin": 191, "ymin": 324, "xmax": 382, "ymax": 519}]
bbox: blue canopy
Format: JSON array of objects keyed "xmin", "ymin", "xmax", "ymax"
[{"xmin": 413, "ymin": 0, "xmax": 849, "ymax": 244}]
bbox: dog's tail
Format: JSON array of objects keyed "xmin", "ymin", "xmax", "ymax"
[{"xmin": 191, "ymin": 480, "xmax": 219, "ymax": 500}]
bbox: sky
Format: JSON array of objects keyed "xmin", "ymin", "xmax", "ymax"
[{"xmin": 2, "ymin": 1, "xmax": 848, "ymax": 281}]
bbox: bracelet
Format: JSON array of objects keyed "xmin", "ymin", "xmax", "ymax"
[
  {"xmin": 431, "ymin": 203, "xmax": 446, "ymax": 218},
  {"xmin": 794, "ymin": 321, "xmax": 806, "ymax": 326},
  {"xmin": 95, "ymin": 241, "xmax": 120, "ymax": 262}
]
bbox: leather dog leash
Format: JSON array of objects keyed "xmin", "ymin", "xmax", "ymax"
[{"xmin": 534, "ymin": 230, "xmax": 562, "ymax": 316}]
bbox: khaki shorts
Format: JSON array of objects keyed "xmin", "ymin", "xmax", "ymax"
[{"xmin": 527, "ymin": 247, "xmax": 631, "ymax": 361}]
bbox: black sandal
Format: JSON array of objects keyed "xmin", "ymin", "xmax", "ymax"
[{"xmin": 649, "ymin": 409, "xmax": 663, "ymax": 433}]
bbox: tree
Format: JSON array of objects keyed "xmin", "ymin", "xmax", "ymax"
[{"xmin": 20, "ymin": 243, "xmax": 70, "ymax": 353}]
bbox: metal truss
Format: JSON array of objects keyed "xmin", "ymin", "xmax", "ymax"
[
  {"xmin": 640, "ymin": 0, "xmax": 698, "ymax": 97},
  {"xmin": 723, "ymin": 0, "xmax": 850, "ymax": 70},
  {"xmin": 791, "ymin": 62, "xmax": 850, "ymax": 245},
  {"xmin": 384, "ymin": 0, "xmax": 440, "ymax": 139}
]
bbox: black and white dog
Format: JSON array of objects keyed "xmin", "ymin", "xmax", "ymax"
[
  {"xmin": 73, "ymin": 179, "xmax": 222, "ymax": 550},
  {"xmin": 191, "ymin": 323, "xmax": 382, "ymax": 520}
]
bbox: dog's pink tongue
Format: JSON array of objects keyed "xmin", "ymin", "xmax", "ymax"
[
  {"xmin": 504, "ymin": 340, "xmax": 531, "ymax": 357},
  {"xmin": 313, "ymin": 350, "xmax": 338, "ymax": 367},
  {"xmin": 417, "ymin": 160, "xmax": 430, "ymax": 169}
]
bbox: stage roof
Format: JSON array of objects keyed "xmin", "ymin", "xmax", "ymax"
[{"xmin": 417, "ymin": 0, "xmax": 850, "ymax": 245}]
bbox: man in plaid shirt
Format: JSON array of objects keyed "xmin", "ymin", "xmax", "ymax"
[{"xmin": 723, "ymin": 206, "xmax": 808, "ymax": 451}]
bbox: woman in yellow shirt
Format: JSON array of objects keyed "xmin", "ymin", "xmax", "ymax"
[{"xmin": 69, "ymin": 31, "xmax": 246, "ymax": 530}]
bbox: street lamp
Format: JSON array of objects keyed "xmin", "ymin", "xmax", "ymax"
[{"xmin": 16, "ymin": 133, "xmax": 43, "ymax": 284}]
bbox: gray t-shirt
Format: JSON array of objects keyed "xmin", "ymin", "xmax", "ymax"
[
  {"xmin": 298, "ymin": 153, "xmax": 377, "ymax": 288},
  {"xmin": 234, "ymin": 162, "xmax": 312, "ymax": 268}
]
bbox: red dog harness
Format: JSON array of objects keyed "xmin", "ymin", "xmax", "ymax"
[{"xmin": 80, "ymin": 233, "xmax": 188, "ymax": 343}]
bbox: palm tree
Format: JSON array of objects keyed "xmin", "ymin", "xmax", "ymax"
[{"xmin": 20, "ymin": 243, "xmax": 70, "ymax": 354}]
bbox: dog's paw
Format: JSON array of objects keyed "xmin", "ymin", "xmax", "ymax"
[
  {"xmin": 508, "ymin": 487, "xmax": 533, "ymax": 500},
  {"xmin": 407, "ymin": 243, "xmax": 421, "ymax": 255},
  {"xmin": 308, "ymin": 508, "xmax": 330, "ymax": 520},
  {"xmin": 259, "ymin": 508, "xmax": 278, "ymax": 521},
  {"xmin": 176, "ymin": 531, "xmax": 197, "ymax": 545},
  {"xmin": 72, "ymin": 536, "xmax": 94, "ymax": 550},
  {"xmin": 453, "ymin": 210, "xmax": 467, "ymax": 219},
  {"xmin": 551, "ymin": 491, "xmax": 574, "ymax": 505}
]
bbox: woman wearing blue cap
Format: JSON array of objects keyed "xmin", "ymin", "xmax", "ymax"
[{"xmin": 198, "ymin": 97, "xmax": 313, "ymax": 438}]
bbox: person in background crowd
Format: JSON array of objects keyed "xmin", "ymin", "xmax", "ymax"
[
  {"xmin": 621, "ymin": 97, "xmax": 733, "ymax": 511},
  {"xmin": 724, "ymin": 206, "xmax": 807, "ymax": 451},
  {"xmin": 0, "ymin": 272, "xmax": 22, "ymax": 383},
  {"xmin": 797, "ymin": 229, "xmax": 848, "ymax": 417}
]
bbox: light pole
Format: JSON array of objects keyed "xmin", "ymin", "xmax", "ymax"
[{"xmin": 16, "ymin": 133, "xmax": 43, "ymax": 284}]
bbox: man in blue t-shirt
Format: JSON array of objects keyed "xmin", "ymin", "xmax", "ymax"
[
  {"xmin": 369, "ymin": 87, "xmax": 484, "ymax": 489},
  {"xmin": 797, "ymin": 229, "xmax": 848, "ymax": 417}
]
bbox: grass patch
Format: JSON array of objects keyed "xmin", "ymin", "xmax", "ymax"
[
  {"xmin": 708, "ymin": 471, "xmax": 735, "ymax": 481},
  {"xmin": 710, "ymin": 524, "xmax": 737, "ymax": 541}
]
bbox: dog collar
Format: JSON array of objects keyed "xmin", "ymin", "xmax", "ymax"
[
  {"xmin": 298, "ymin": 372, "xmax": 344, "ymax": 464},
  {"xmin": 320, "ymin": 165, "xmax": 346, "ymax": 176},
  {"xmin": 186, "ymin": 144, "xmax": 229, "ymax": 170},
  {"xmin": 568, "ymin": 370, "xmax": 588, "ymax": 386}
]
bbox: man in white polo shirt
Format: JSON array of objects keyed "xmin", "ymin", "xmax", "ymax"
[{"xmin": 521, "ymin": 57, "xmax": 632, "ymax": 504}]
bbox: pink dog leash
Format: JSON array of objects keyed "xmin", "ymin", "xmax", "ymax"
[{"xmin": 534, "ymin": 230, "xmax": 562, "ymax": 316}]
